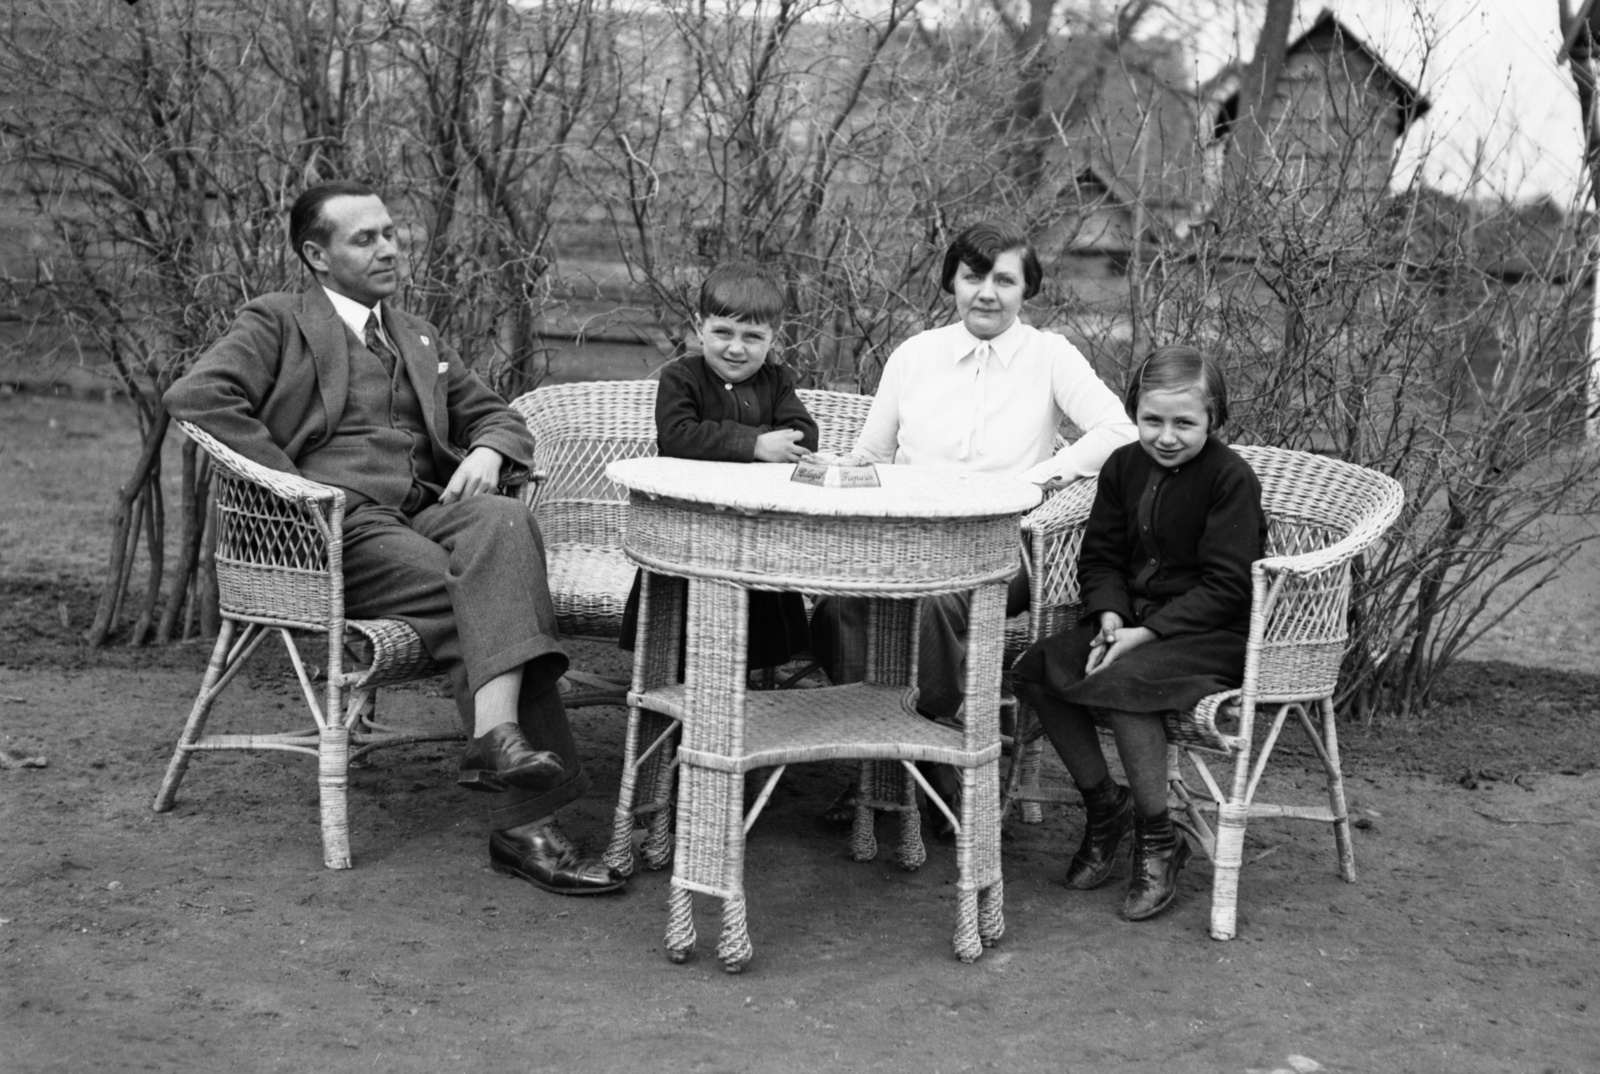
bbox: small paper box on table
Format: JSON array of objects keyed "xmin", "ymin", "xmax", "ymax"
[{"xmin": 790, "ymin": 453, "xmax": 880, "ymax": 488}]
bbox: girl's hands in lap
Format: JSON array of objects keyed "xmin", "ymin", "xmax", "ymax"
[{"xmin": 1086, "ymin": 615, "xmax": 1154, "ymax": 675}]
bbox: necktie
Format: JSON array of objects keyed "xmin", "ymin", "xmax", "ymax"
[
  {"xmin": 364, "ymin": 312, "xmax": 398, "ymax": 376},
  {"xmin": 957, "ymin": 340, "xmax": 992, "ymax": 461}
]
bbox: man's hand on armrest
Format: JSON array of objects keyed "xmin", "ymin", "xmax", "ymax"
[{"xmin": 442, "ymin": 446, "xmax": 505, "ymax": 504}]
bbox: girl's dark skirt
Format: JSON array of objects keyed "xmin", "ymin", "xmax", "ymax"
[{"xmin": 1012, "ymin": 623, "xmax": 1248, "ymax": 717}]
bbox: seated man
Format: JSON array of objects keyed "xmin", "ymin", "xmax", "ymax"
[{"xmin": 165, "ymin": 180, "xmax": 624, "ymax": 897}]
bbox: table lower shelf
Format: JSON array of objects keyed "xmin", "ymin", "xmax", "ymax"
[{"xmin": 628, "ymin": 681, "xmax": 1002, "ymax": 773}]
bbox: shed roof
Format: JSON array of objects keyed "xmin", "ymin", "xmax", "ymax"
[{"xmin": 1215, "ymin": 8, "xmax": 1432, "ymax": 140}]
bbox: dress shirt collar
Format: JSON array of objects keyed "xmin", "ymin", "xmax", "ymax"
[
  {"xmin": 951, "ymin": 317, "xmax": 1026, "ymax": 369},
  {"xmin": 322, "ymin": 285, "xmax": 384, "ymax": 340}
]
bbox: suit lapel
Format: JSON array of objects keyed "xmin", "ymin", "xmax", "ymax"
[
  {"xmin": 293, "ymin": 285, "xmax": 350, "ymax": 439},
  {"xmin": 382, "ymin": 301, "xmax": 446, "ymax": 451}
]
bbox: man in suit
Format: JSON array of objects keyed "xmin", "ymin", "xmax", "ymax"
[{"xmin": 164, "ymin": 180, "xmax": 625, "ymax": 896}]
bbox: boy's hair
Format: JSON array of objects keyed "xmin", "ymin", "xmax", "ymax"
[
  {"xmin": 1123, "ymin": 344, "xmax": 1230, "ymax": 429},
  {"xmin": 939, "ymin": 220, "xmax": 1043, "ymax": 300},
  {"xmin": 290, "ymin": 180, "xmax": 380, "ymax": 271},
  {"xmin": 699, "ymin": 262, "xmax": 786, "ymax": 325}
]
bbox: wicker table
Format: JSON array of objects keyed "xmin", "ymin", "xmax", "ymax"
[{"xmin": 606, "ymin": 456, "xmax": 1041, "ymax": 971}]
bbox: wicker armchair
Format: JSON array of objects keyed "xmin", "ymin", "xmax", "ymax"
[
  {"xmin": 601, "ymin": 386, "xmax": 878, "ymax": 876},
  {"xmin": 797, "ymin": 387, "xmax": 875, "ymax": 455},
  {"xmin": 152, "ymin": 422, "xmax": 466, "ymax": 870},
  {"xmin": 1001, "ymin": 445, "xmax": 1405, "ymax": 940},
  {"xmin": 509, "ymin": 381, "xmax": 659, "ymax": 707}
]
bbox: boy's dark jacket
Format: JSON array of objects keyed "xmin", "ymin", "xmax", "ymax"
[{"xmin": 655, "ymin": 355, "xmax": 818, "ymax": 461}]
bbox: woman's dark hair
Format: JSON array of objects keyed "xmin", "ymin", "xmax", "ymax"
[
  {"xmin": 1123, "ymin": 344, "xmax": 1230, "ymax": 429},
  {"xmin": 289, "ymin": 180, "xmax": 380, "ymax": 270},
  {"xmin": 939, "ymin": 220, "xmax": 1043, "ymax": 299}
]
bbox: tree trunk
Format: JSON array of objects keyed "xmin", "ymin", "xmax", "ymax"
[
  {"xmin": 86, "ymin": 409, "xmax": 170, "ymax": 646},
  {"xmin": 156, "ymin": 437, "xmax": 203, "ymax": 644},
  {"xmin": 1556, "ymin": 0, "xmax": 1600, "ymax": 438},
  {"xmin": 197, "ymin": 487, "xmax": 221, "ymax": 639},
  {"xmin": 129, "ymin": 453, "xmax": 165, "ymax": 647},
  {"xmin": 1226, "ymin": 0, "xmax": 1296, "ymax": 181}
]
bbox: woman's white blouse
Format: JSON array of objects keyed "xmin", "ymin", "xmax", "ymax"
[{"xmin": 851, "ymin": 320, "xmax": 1136, "ymax": 485}]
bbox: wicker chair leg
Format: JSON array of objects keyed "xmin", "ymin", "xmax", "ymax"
[
  {"xmin": 153, "ymin": 620, "xmax": 239, "ymax": 813},
  {"xmin": 953, "ymin": 888, "xmax": 983, "ymax": 963},
  {"xmin": 717, "ymin": 894, "xmax": 754, "ymax": 974},
  {"xmin": 895, "ymin": 771, "xmax": 927, "ymax": 873},
  {"xmin": 849, "ymin": 760, "xmax": 878, "ymax": 862},
  {"xmin": 639, "ymin": 714, "xmax": 679, "ymax": 870},
  {"xmin": 717, "ymin": 788, "xmax": 753, "ymax": 974},
  {"xmin": 665, "ymin": 885, "xmax": 696, "ymax": 963},
  {"xmin": 1000, "ymin": 718, "xmax": 1029, "ymax": 821},
  {"xmin": 603, "ymin": 707, "xmax": 648, "ymax": 876},
  {"xmin": 1318, "ymin": 697, "xmax": 1357, "ymax": 883},
  {"xmin": 317, "ymin": 725, "xmax": 353, "ymax": 870},
  {"xmin": 1208, "ymin": 801, "xmax": 1248, "ymax": 941},
  {"xmin": 999, "ymin": 704, "xmax": 1047, "ymax": 824},
  {"xmin": 602, "ymin": 811, "xmax": 638, "ymax": 877},
  {"xmin": 1017, "ymin": 737, "xmax": 1046, "ymax": 824},
  {"xmin": 642, "ymin": 805, "xmax": 674, "ymax": 871},
  {"xmin": 978, "ymin": 877, "xmax": 1005, "ymax": 947}
]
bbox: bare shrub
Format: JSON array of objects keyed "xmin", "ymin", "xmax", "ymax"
[{"xmin": 1051, "ymin": 54, "xmax": 1599, "ymax": 716}]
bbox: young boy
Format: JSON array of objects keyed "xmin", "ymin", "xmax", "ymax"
[{"xmin": 619, "ymin": 262, "xmax": 819, "ymax": 670}]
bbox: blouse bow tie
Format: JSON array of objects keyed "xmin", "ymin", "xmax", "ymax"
[{"xmin": 958, "ymin": 339, "xmax": 994, "ymax": 461}]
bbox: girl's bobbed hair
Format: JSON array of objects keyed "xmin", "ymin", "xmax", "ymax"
[
  {"xmin": 939, "ymin": 220, "xmax": 1043, "ymax": 300},
  {"xmin": 1123, "ymin": 344, "xmax": 1230, "ymax": 430}
]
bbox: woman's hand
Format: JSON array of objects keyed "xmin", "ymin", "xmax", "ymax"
[
  {"xmin": 754, "ymin": 428, "xmax": 807, "ymax": 462},
  {"xmin": 1086, "ymin": 620, "xmax": 1155, "ymax": 675}
]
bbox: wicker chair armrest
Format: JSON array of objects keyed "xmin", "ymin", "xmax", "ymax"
[
  {"xmin": 521, "ymin": 468, "xmax": 550, "ymax": 510},
  {"xmin": 1253, "ymin": 488, "xmax": 1403, "ymax": 580},
  {"xmin": 178, "ymin": 420, "xmax": 347, "ymax": 628},
  {"xmin": 178, "ymin": 421, "xmax": 344, "ymax": 510},
  {"xmin": 1019, "ymin": 476, "xmax": 1097, "ymax": 626},
  {"xmin": 1019, "ymin": 476, "xmax": 1096, "ymax": 540}
]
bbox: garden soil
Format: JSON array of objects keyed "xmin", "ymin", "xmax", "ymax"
[{"xmin": 2, "ymin": 396, "xmax": 1597, "ymax": 1073}]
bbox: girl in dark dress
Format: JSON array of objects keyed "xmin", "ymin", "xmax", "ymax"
[
  {"xmin": 1012, "ymin": 345, "xmax": 1265, "ymax": 921},
  {"xmin": 618, "ymin": 262, "xmax": 819, "ymax": 674}
]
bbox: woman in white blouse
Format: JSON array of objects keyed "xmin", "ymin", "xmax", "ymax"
[{"xmin": 814, "ymin": 220, "xmax": 1136, "ymax": 766}]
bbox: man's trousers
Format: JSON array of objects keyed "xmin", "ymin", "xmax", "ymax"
[{"xmin": 339, "ymin": 495, "xmax": 589, "ymax": 830}]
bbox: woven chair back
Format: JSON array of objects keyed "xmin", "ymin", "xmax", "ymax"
[
  {"xmin": 512, "ymin": 381, "xmax": 659, "ymax": 551},
  {"xmin": 179, "ymin": 421, "xmax": 339, "ymax": 629},
  {"xmin": 797, "ymin": 388, "xmax": 874, "ymax": 455},
  {"xmin": 1233, "ymin": 445, "xmax": 1404, "ymax": 699}
]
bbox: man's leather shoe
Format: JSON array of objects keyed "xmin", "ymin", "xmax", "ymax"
[
  {"xmin": 1065, "ymin": 781, "xmax": 1134, "ymax": 890},
  {"xmin": 457, "ymin": 724, "xmax": 564, "ymax": 794},
  {"xmin": 489, "ymin": 824, "xmax": 626, "ymax": 896},
  {"xmin": 1121, "ymin": 817, "xmax": 1192, "ymax": 921}
]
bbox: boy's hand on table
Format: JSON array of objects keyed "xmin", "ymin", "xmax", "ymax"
[{"xmin": 755, "ymin": 428, "xmax": 807, "ymax": 463}]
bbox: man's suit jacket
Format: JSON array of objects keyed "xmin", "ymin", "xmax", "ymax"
[{"xmin": 164, "ymin": 284, "xmax": 534, "ymax": 479}]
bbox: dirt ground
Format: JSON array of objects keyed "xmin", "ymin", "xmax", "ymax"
[{"xmin": 3, "ymin": 395, "xmax": 1599, "ymax": 1073}]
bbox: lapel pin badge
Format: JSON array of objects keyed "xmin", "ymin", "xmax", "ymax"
[{"xmin": 420, "ymin": 335, "xmax": 430, "ymax": 346}]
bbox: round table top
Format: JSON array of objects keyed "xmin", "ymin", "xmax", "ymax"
[{"xmin": 606, "ymin": 457, "xmax": 1042, "ymax": 520}]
